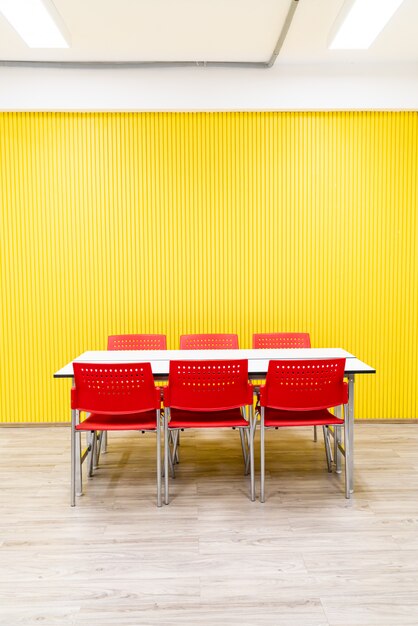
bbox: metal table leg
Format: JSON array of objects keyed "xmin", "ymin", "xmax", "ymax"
[
  {"xmin": 347, "ymin": 374, "xmax": 355, "ymax": 494},
  {"xmin": 75, "ymin": 408, "xmax": 83, "ymax": 497},
  {"xmin": 334, "ymin": 406, "xmax": 342, "ymax": 474}
]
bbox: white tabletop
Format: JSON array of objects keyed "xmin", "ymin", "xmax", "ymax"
[{"xmin": 54, "ymin": 348, "xmax": 375, "ymax": 378}]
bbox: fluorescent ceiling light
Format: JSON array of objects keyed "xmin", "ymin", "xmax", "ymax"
[
  {"xmin": 0, "ymin": 0, "xmax": 70, "ymax": 48},
  {"xmin": 329, "ymin": 0, "xmax": 405, "ymax": 49}
]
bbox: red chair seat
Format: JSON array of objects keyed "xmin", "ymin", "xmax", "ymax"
[
  {"xmin": 168, "ymin": 408, "xmax": 248, "ymax": 429},
  {"xmin": 264, "ymin": 407, "xmax": 344, "ymax": 428},
  {"xmin": 76, "ymin": 411, "xmax": 158, "ymax": 431}
]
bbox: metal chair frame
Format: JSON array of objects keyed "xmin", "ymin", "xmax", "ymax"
[
  {"xmin": 259, "ymin": 358, "xmax": 350, "ymax": 502},
  {"xmin": 163, "ymin": 359, "xmax": 256, "ymax": 504},
  {"xmin": 71, "ymin": 362, "xmax": 163, "ymax": 507}
]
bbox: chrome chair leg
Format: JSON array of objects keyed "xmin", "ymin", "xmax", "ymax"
[
  {"xmin": 260, "ymin": 408, "xmax": 265, "ymax": 503},
  {"xmin": 323, "ymin": 426, "xmax": 333, "ymax": 473},
  {"xmin": 249, "ymin": 407, "xmax": 255, "ymax": 502},
  {"xmin": 75, "ymin": 411, "xmax": 83, "ymax": 497},
  {"xmin": 71, "ymin": 409, "xmax": 76, "ymax": 506},
  {"xmin": 95, "ymin": 431, "xmax": 103, "ymax": 468},
  {"xmin": 334, "ymin": 425, "xmax": 342, "ymax": 474},
  {"xmin": 173, "ymin": 430, "xmax": 180, "ymax": 464},
  {"xmin": 164, "ymin": 411, "xmax": 169, "ymax": 505},
  {"xmin": 88, "ymin": 431, "xmax": 95, "ymax": 477},
  {"xmin": 156, "ymin": 410, "xmax": 162, "ymax": 507},
  {"xmin": 333, "ymin": 406, "xmax": 342, "ymax": 474},
  {"xmin": 239, "ymin": 428, "xmax": 248, "ymax": 473},
  {"xmin": 162, "ymin": 443, "xmax": 175, "ymax": 478},
  {"xmin": 169, "ymin": 430, "xmax": 177, "ymax": 478},
  {"xmin": 101, "ymin": 430, "xmax": 107, "ymax": 453},
  {"xmin": 245, "ymin": 447, "xmax": 250, "ymax": 475}
]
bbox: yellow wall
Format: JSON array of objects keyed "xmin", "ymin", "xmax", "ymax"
[{"xmin": 0, "ymin": 112, "xmax": 417, "ymax": 422}]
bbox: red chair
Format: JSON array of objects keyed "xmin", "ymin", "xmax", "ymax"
[
  {"xmin": 179, "ymin": 334, "xmax": 239, "ymax": 350},
  {"xmin": 71, "ymin": 362, "xmax": 163, "ymax": 507},
  {"xmin": 108, "ymin": 334, "xmax": 167, "ymax": 350},
  {"xmin": 252, "ymin": 333, "xmax": 311, "ymax": 349},
  {"xmin": 177, "ymin": 335, "xmax": 240, "ymax": 465},
  {"xmin": 104, "ymin": 335, "xmax": 167, "ymax": 452},
  {"xmin": 259, "ymin": 358, "xmax": 350, "ymax": 502},
  {"xmin": 163, "ymin": 360, "xmax": 256, "ymax": 504},
  {"xmin": 253, "ymin": 333, "xmax": 318, "ymax": 440}
]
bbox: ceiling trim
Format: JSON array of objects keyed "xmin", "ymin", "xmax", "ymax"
[
  {"xmin": 0, "ymin": 0, "xmax": 299, "ymax": 70},
  {"xmin": 0, "ymin": 60, "xmax": 268, "ymax": 69},
  {"xmin": 267, "ymin": 0, "xmax": 299, "ymax": 67}
]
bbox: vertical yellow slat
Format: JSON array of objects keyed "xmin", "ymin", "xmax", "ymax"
[{"xmin": 0, "ymin": 112, "xmax": 417, "ymax": 422}]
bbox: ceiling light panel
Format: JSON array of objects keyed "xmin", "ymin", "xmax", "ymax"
[
  {"xmin": 329, "ymin": 0, "xmax": 405, "ymax": 49},
  {"xmin": 0, "ymin": 0, "xmax": 70, "ymax": 48}
]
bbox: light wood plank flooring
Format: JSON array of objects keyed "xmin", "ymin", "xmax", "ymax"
[{"xmin": 0, "ymin": 424, "xmax": 418, "ymax": 625}]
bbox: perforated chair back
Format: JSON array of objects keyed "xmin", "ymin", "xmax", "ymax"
[
  {"xmin": 179, "ymin": 334, "xmax": 239, "ymax": 350},
  {"xmin": 72, "ymin": 362, "xmax": 160, "ymax": 415},
  {"xmin": 252, "ymin": 333, "xmax": 311, "ymax": 349},
  {"xmin": 260, "ymin": 358, "xmax": 348, "ymax": 411},
  {"xmin": 108, "ymin": 334, "xmax": 167, "ymax": 350},
  {"xmin": 164, "ymin": 359, "xmax": 252, "ymax": 411}
]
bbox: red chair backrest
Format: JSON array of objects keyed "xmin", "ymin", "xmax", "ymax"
[
  {"xmin": 253, "ymin": 333, "xmax": 311, "ymax": 349},
  {"xmin": 179, "ymin": 334, "xmax": 239, "ymax": 350},
  {"xmin": 164, "ymin": 360, "xmax": 252, "ymax": 411},
  {"xmin": 72, "ymin": 362, "xmax": 160, "ymax": 414},
  {"xmin": 108, "ymin": 334, "xmax": 167, "ymax": 350},
  {"xmin": 260, "ymin": 358, "xmax": 348, "ymax": 411}
]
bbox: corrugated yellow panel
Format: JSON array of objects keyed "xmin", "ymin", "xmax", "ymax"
[{"xmin": 0, "ymin": 112, "xmax": 417, "ymax": 422}]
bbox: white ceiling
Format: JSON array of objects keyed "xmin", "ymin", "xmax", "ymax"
[{"xmin": 0, "ymin": 0, "xmax": 417, "ymax": 65}]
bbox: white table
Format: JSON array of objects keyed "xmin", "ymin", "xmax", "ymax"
[{"xmin": 54, "ymin": 348, "xmax": 375, "ymax": 496}]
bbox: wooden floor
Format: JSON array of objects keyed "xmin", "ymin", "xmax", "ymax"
[{"xmin": 1, "ymin": 424, "xmax": 418, "ymax": 625}]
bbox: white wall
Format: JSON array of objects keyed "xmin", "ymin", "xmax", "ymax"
[{"xmin": 1, "ymin": 62, "xmax": 418, "ymax": 110}]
